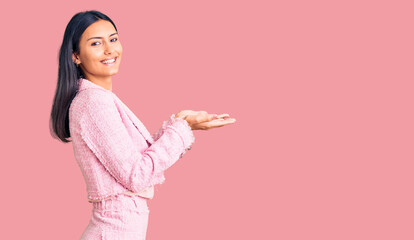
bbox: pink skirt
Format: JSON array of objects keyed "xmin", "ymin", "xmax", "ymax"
[{"xmin": 80, "ymin": 194, "xmax": 150, "ymax": 240}]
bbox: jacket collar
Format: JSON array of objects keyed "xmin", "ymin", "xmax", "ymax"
[
  {"xmin": 78, "ymin": 78, "xmax": 113, "ymax": 93},
  {"xmin": 77, "ymin": 78, "xmax": 154, "ymax": 145}
]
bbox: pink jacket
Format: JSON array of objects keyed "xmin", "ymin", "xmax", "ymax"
[{"xmin": 69, "ymin": 78, "xmax": 195, "ymax": 203}]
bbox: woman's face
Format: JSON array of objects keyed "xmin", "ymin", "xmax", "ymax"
[{"xmin": 73, "ymin": 19, "xmax": 122, "ymax": 81}]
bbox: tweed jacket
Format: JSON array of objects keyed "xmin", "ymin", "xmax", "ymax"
[{"xmin": 69, "ymin": 78, "xmax": 195, "ymax": 203}]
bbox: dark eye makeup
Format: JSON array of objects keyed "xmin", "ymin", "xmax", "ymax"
[{"xmin": 91, "ymin": 38, "xmax": 118, "ymax": 46}]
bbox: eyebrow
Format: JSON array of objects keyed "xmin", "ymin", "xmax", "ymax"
[{"xmin": 87, "ymin": 32, "xmax": 118, "ymax": 41}]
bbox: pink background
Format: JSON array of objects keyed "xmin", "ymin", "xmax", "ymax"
[{"xmin": 1, "ymin": 0, "xmax": 413, "ymax": 239}]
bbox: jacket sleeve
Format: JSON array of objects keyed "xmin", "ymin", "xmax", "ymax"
[
  {"xmin": 79, "ymin": 90, "xmax": 195, "ymax": 193},
  {"xmin": 152, "ymin": 115, "xmax": 193, "ymax": 158}
]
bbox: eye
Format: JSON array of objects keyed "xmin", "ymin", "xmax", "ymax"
[
  {"xmin": 111, "ymin": 38, "xmax": 118, "ymax": 42},
  {"xmin": 91, "ymin": 41, "xmax": 101, "ymax": 46}
]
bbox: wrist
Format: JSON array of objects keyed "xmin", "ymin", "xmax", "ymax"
[{"xmin": 175, "ymin": 114, "xmax": 187, "ymax": 121}]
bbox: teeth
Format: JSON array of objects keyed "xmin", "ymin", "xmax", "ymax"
[{"xmin": 102, "ymin": 58, "xmax": 116, "ymax": 64}]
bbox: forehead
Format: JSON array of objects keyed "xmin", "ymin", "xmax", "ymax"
[{"xmin": 82, "ymin": 20, "xmax": 116, "ymax": 39}]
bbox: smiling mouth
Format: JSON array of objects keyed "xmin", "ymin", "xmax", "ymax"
[{"xmin": 101, "ymin": 57, "xmax": 118, "ymax": 65}]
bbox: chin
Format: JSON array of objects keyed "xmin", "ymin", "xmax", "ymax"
[{"xmin": 107, "ymin": 69, "xmax": 120, "ymax": 76}]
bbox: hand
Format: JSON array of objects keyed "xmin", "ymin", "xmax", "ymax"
[{"xmin": 175, "ymin": 110, "xmax": 236, "ymax": 130}]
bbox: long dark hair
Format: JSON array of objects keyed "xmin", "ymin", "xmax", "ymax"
[{"xmin": 50, "ymin": 10, "xmax": 118, "ymax": 142}]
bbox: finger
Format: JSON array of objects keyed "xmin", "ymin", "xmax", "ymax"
[
  {"xmin": 209, "ymin": 113, "xmax": 218, "ymax": 121},
  {"xmin": 210, "ymin": 118, "xmax": 236, "ymax": 125},
  {"xmin": 216, "ymin": 114, "xmax": 230, "ymax": 119},
  {"xmin": 194, "ymin": 118, "xmax": 236, "ymax": 130}
]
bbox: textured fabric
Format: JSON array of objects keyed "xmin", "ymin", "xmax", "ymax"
[
  {"xmin": 80, "ymin": 194, "xmax": 150, "ymax": 240},
  {"xmin": 69, "ymin": 78, "xmax": 195, "ymax": 202}
]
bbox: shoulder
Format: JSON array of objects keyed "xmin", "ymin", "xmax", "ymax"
[
  {"xmin": 75, "ymin": 88, "xmax": 114, "ymax": 106},
  {"xmin": 70, "ymin": 88, "xmax": 116, "ymax": 119}
]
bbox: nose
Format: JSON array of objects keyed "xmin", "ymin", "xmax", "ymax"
[{"xmin": 104, "ymin": 42, "xmax": 114, "ymax": 55}]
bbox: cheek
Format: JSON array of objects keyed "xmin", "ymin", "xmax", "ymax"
[
  {"xmin": 81, "ymin": 50, "xmax": 101, "ymax": 66},
  {"xmin": 116, "ymin": 44, "xmax": 123, "ymax": 55}
]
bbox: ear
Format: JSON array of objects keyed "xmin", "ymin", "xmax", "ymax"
[{"xmin": 72, "ymin": 52, "xmax": 81, "ymax": 65}]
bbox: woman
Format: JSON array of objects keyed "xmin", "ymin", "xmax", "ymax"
[{"xmin": 49, "ymin": 10, "xmax": 235, "ymax": 239}]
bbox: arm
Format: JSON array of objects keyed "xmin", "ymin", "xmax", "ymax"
[
  {"xmin": 152, "ymin": 114, "xmax": 193, "ymax": 158},
  {"xmin": 79, "ymin": 90, "xmax": 195, "ymax": 193}
]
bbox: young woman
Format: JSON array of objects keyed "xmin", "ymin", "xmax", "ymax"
[{"xmin": 50, "ymin": 10, "xmax": 235, "ymax": 240}]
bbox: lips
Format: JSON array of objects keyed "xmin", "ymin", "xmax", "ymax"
[{"xmin": 101, "ymin": 57, "xmax": 117, "ymax": 65}]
